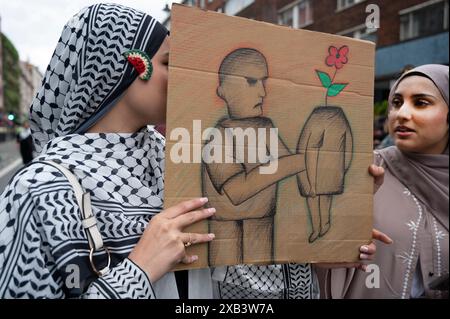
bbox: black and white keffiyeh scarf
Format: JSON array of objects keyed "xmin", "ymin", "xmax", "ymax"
[{"xmin": 0, "ymin": 3, "xmax": 172, "ymax": 299}]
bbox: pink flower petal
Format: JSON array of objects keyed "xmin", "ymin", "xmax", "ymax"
[
  {"xmin": 340, "ymin": 56, "xmax": 348, "ymax": 64},
  {"xmin": 335, "ymin": 60, "xmax": 343, "ymax": 69},
  {"xmin": 329, "ymin": 46, "xmax": 338, "ymax": 55},
  {"xmin": 326, "ymin": 55, "xmax": 336, "ymax": 67},
  {"xmin": 339, "ymin": 45, "xmax": 349, "ymax": 57}
]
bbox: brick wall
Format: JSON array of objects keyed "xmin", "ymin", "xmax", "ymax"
[
  {"xmin": 211, "ymin": 0, "xmax": 434, "ymax": 47},
  {"xmin": 304, "ymin": 0, "xmax": 428, "ymax": 47}
]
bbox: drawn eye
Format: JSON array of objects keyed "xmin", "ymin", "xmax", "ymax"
[{"xmin": 246, "ymin": 77, "xmax": 257, "ymax": 85}]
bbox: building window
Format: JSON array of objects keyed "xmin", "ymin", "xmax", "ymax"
[
  {"xmin": 224, "ymin": 0, "xmax": 255, "ymax": 16},
  {"xmin": 337, "ymin": 0, "xmax": 365, "ymax": 11},
  {"xmin": 184, "ymin": 0, "xmax": 196, "ymax": 6},
  {"xmin": 279, "ymin": 7, "xmax": 294, "ymax": 27},
  {"xmin": 278, "ymin": 0, "xmax": 313, "ymax": 28},
  {"xmin": 339, "ymin": 24, "xmax": 377, "ymax": 43},
  {"xmin": 400, "ymin": 0, "xmax": 449, "ymax": 41}
]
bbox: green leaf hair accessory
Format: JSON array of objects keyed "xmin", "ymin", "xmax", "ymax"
[{"xmin": 123, "ymin": 49, "xmax": 153, "ymax": 80}]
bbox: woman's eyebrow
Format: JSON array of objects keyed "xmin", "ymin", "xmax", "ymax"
[
  {"xmin": 393, "ymin": 92, "xmax": 436, "ymax": 99},
  {"xmin": 411, "ymin": 93, "xmax": 436, "ymax": 99}
]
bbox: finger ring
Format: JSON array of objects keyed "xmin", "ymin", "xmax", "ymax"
[{"xmin": 184, "ymin": 233, "xmax": 192, "ymax": 247}]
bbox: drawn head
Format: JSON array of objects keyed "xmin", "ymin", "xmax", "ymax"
[
  {"xmin": 217, "ymin": 48, "xmax": 268, "ymax": 118},
  {"xmin": 388, "ymin": 64, "xmax": 449, "ymax": 154}
]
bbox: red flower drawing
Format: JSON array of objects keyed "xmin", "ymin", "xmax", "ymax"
[
  {"xmin": 325, "ymin": 45, "xmax": 349, "ymax": 69},
  {"xmin": 316, "ymin": 44, "xmax": 350, "ymax": 103}
]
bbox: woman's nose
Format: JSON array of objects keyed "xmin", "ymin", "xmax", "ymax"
[{"xmin": 396, "ymin": 102, "xmax": 413, "ymax": 121}]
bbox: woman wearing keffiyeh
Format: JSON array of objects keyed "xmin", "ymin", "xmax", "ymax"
[{"xmin": 0, "ymin": 3, "xmax": 214, "ymax": 298}]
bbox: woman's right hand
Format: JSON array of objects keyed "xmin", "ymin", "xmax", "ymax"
[{"xmin": 128, "ymin": 197, "xmax": 215, "ymax": 283}]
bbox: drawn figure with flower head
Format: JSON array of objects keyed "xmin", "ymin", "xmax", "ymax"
[{"xmin": 297, "ymin": 45, "xmax": 354, "ymax": 243}]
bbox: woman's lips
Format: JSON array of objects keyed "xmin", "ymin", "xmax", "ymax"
[
  {"xmin": 395, "ymin": 125, "xmax": 415, "ymax": 138},
  {"xmin": 395, "ymin": 131, "xmax": 415, "ymax": 138}
]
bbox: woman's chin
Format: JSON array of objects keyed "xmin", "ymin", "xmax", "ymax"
[{"xmin": 395, "ymin": 139, "xmax": 420, "ymax": 153}]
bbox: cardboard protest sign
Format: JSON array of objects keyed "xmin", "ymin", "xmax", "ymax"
[{"xmin": 165, "ymin": 4, "xmax": 375, "ymax": 269}]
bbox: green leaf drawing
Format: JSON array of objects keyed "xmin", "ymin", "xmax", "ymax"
[
  {"xmin": 316, "ymin": 70, "xmax": 332, "ymax": 88},
  {"xmin": 327, "ymin": 83, "xmax": 348, "ymax": 97}
]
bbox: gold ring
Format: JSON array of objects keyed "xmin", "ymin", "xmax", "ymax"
[{"xmin": 184, "ymin": 233, "xmax": 192, "ymax": 247}]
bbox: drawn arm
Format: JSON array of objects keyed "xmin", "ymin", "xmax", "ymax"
[
  {"xmin": 265, "ymin": 118, "xmax": 292, "ymax": 158},
  {"xmin": 277, "ymin": 135, "xmax": 293, "ymax": 157},
  {"xmin": 220, "ymin": 154, "xmax": 305, "ymax": 206}
]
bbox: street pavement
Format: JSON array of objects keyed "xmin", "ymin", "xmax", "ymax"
[{"xmin": 0, "ymin": 140, "xmax": 24, "ymax": 194}]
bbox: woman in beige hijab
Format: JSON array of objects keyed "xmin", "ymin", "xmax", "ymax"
[{"xmin": 320, "ymin": 64, "xmax": 449, "ymax": 299}]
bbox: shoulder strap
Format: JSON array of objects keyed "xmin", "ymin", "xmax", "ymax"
[{"xmin": 36, "ymin": 160, "xmax": 110, "ymax": 276}]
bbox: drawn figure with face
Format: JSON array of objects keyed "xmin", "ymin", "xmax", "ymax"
[{"xmin": 202, "ymin": 48, "xmax": 305, "ymax": 265}]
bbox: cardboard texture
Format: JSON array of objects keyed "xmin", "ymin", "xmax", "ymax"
[{"xmin": 165, "ymin": 4, "xmax": 375, "ymax": 269}]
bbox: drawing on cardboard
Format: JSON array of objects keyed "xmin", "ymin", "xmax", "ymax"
[
  {"xmin": 201, "ymin": 48, "xmax": 306, "ymax": 265},
  {"xmin": 297, "ymin": 45, "xmax": 354, "ymax": 243},
  {"xmin": 164, "ymin": 4, "xmax": 375, "ymax": 269}
]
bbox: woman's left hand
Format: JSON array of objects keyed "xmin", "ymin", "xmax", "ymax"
[
  {"xmin": 315, "ymin": 229, "xmax": 393, "ymax": 271},
  {"xmin": 369, "ymin": 164, "xmax": 385, "ymax": 194}
]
